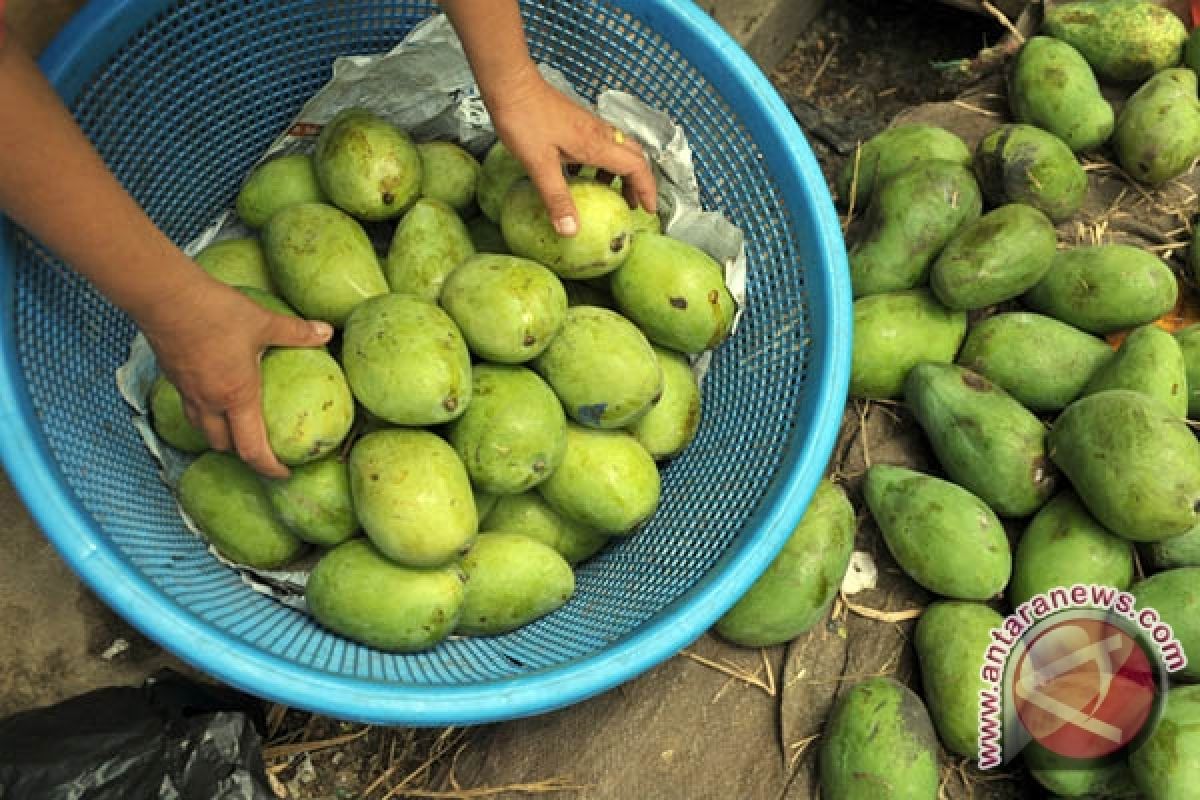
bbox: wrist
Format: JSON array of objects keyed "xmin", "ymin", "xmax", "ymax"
[
  {"xmin": 123, "ymin": 255, "xmax": 219, "ymax": 336},
  {"xmin": 477, "ymin": 57, "xmax": 543, "ymax": 114}
]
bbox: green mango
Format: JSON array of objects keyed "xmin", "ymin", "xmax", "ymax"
[
  {"xmin": 914, "ymin": 601, "xmax": 1005, "ymax": 757},
  {"xmin": 1009, "ymin": 36, "xmax": 1115, "ymax": 153},
  {"xmin": 235, "ymin": 153, "xmax": 327, "ymax": 229},
  {"xmin": 851, "ymin": 289, "xmax": 967, "ymax": 399},
  {"xmin": 818, "ymin": 677, "xmax": 940, "ymax": 800},
  {"xmin": 445, "ymin": 365, "xmax": 567, "ymax": 495},
  {"xmin": 629, "ymin": 346, "xmax": 702, "ymax": 461},
  {"xmin": 438, "ymin": 254, "xmax": 568, "ymax": 364},
  {"xmin": 1133, "ymin": 567, "xmax": 1200, "ymax": 679},
  {"xmin": 905, "ymin": 363, "xmax": 1057, "ymax": 517},
  {"xmin": 609, "ymin": 233, "xmax": 736, "ymax": 354},
  {"xmin": 149, "ymin": 374, "xmax": 208, "ymax": 453},
  {"xmin": 715, "ymin": 480, "xmax": 855, "ymax": 647},
  {"xmin": 261, "ymin": 347, "xmax": 355, "ymax": 466},
  {"xmin": 537, "ymin": 423, "xmax": 660, "ymax": 535},
  {"xmin": 178, "ymin": 452, "xmax": 306, "ymax": 569},
  {"xmin": 236, "ymin": 285, "xmax": 296, "ymax": 317},
  {"xmin": 455, "ymin": 532, "xmax": 576, "ymax": 636},
  {"xmin": 476, "ymin": 140, "xmax": 527, "ymax": 222},
  {"xmin": 1043, "ymin": 0, "xmax": 1187, "ymax": 83},
  {"xmin": 864, "ymin": 464, "xmax": 1011, "ymax": 600},
  {"xmin": 383, "ymin": 198, "xmax": 475, "ymax": 301},
  {"xmin": 629, "ymin": 206, "xmax": 662, "ymax": 235},
  {"xmin": 314, "ymin": 108, "xmax": 421, "ymax": 221},
  {"xmin": 482, "ymin": 491, "xmax": 609, "ymax": 565},
  {"xmin": 500, "ymin": 179, "xmax": 633, "ymax": 279},
  {"xmin": 532, "ymin": 306, "xmax": 662, "ymax": 429},
  {"xmin": 341, "ymin": 293, "xmax": 472, "ymax": 426},
  {"xmin": 466, "ymin": 215, "xmax": 509, "ymax": 254},
  {"xmin": 305, "ymin": 538, "xmax": 464, "ymax": 652},
  {"xmin": 1023, "ymin": 744, "xmax": 1140, "ymax": 798},
  {"xmin": 974, "ymin": 124, "xmax": 1087, "ymax": 223},
  {"xmin": 1130, "ymin": 685, "xmax": 1200, "ymax": 797},
  {"xmin": 848, "ymin": 159, "xmax": 982, "ymax": 298},
  {"xmin": 1142, "ymin": 520, "xmax": 1200, "ymax": 569},
  {"xmin": 262, "ymin": 453, "xmax": 357, "ymax": 547},
  {"xmin": 1048, "ymin": 389, "xmax": 1200, "ymax": 541},
  {"xmin": 1009, "ymin": 492, "xmax": 1134, "ymax": 607},
  {"xmin": 836, "ymin": 124, "xmax": 972, "ymax": 211},
  {"xmin": 930, "ymin": 203, "xmax": 1058, "ymax": 310},
  {"xmin": 1175, "ymin": 324, "xmax": 1200, "ymax": 417},
  {"xmin": 1081, "ymin": 324, "xmax": 1188, "ymax": 416},
  {"xmin": 349, "ymin": 428, "xmax": 477, "ymax": 567},
  {"xmin": 417, "ymin": 140, "xmax": 480, "ymax": 214},
  {"xmin": 194, "ymin": 238, "xmax": 275, "ymax": 294},
  {"xmin": 1024, "ymin": 245, "xmax": 1178, "ymax": 335},
  {"xmin": 262, "ymin": 202, "xmax": 389, "ymax": 327},
  {"xmin": 1113, "ymin": 68, "xmax": 1200, "ymax": 185},
  {"xmin": 957, "ymin": 312, "xmax": 1114, "ymax": 412}
]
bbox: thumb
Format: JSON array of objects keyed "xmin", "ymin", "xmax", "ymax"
[
  {"xmin": 267, "ymin": 314, "xmax": 334, "ymax": 348},
  {"xmin": 527, "ymin": 160, "xmax": 580, "ymax": 238}
]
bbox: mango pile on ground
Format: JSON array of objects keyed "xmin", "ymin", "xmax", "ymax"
[{"xmin": 784, "ymin": 2, "xmax": 1200, "ymax": 796}]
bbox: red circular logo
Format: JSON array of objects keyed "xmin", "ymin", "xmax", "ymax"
[{"xmin": 1012, "ymin": 617, "xmax": 1157, "ymax": 759}]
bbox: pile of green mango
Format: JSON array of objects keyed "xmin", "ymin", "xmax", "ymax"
[
  {"xmin": 154, "ymin": 107, "xmax": 738, "ymax": 653},
  {"xmin": 700, "ymin": 3, "xmax": 1200, "ymax": 796}
]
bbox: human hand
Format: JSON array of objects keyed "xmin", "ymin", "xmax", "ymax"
[
  {"xmin": 138, "ymin": 275, "xmax": 333, "ymax": 479},
  {"xmin": 486, "ymin": 65, "xmax": 658, "ymax": 236}
]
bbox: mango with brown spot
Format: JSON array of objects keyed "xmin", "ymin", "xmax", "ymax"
[
  {"xmin": 974, "ymin": 124, "xmax": 1086, "ymax": 223},
  {"xmin": 1080, "ymin": 324, "xmax": 1189, "ymax": 416},
  {"xmin": 610, "ymin": 233, "xmax": 735, "ymax": 354},
  {"xmin": 905, "ymin": 362, "xmax": 1057, "ymax": 518},
  {"xmin": 1043, "ymin": 0, "xmax": 1187, "ymax": 83},
  {"xmin": 1048, "ymin": 389, "xmax": 1200, "ymax": 541},
  {"xmin": 848, "ymin": 158, "xmax": 982, "ymax": 298},
  {"xmin": 1113, "ymin": 68, "xmax": 1200, "ymax": 186},
  {"xmin": 341, "ymin": 293, "xmax": 472, "ymax": 426},
  {"xmin": 500, "ymin": 178, "xmax": 633, "ymax": 279},
  {"xmin": 1009, "ymin": 36, "xmax": 1114, "ymax": 153},
  {"xmin": 315, "ymin": 108, "xmax": 422, "ymax": 221}
]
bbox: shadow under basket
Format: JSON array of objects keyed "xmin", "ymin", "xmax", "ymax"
[{"xmin": 0, "ymin": 0, "xmax": 851, "ymax": 725}]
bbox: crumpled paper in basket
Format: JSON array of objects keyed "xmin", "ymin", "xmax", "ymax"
[{"xmin": 117, "ymin": 14, "xmax": 748, "ymax": 609}]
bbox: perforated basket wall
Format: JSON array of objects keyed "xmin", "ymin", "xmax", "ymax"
[{"xmin": 0, "ymin": 0, "xmax": 850, "ymax": 725}]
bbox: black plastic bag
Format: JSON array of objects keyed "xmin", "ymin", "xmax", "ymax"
[{"xmin": 0, "ymin": 669, "xmax": 275, "ymax": 800}]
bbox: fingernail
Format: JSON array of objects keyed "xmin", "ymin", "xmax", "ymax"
[
  {"xmin": 311, "ymin": 321, "xmax": 333, "ymax": 339},
  {"xmin": 554, "ymin": 216, "xmax": 579, "ymax": 236}
]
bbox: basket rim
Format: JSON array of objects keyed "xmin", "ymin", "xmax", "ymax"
[{"xmin": 0, "ymin": 0, "xmax": 851, "ymax": 725}]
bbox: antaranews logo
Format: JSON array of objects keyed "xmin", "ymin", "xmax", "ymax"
[{"xmin": 977, "ymin": 583, "xmax": 1185, "ymax": 769}]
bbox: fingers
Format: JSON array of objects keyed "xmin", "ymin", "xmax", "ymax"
[
  {"xmin": 188, "ymin": 401, "xmax": 231, "ymax": 453},
  {"xmin": 267, "ymin": 315, "xmax": 334, "ymax": 349},
  {"xmin": 526, "ymin": 154, "xmax": 581, "ymax": 237},
  {"xmin": 598, "ymin": 129, "xmax": 658, "ymax": 215},
  {"xmin": 227, "ymin": 399, "xmax": 289, "ymax": 479}
]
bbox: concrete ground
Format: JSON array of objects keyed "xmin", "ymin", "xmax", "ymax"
[{"xmin": 0, "ymin": 0, "xmax": 824, "ymax": 717}]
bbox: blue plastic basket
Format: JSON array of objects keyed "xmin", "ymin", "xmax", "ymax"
[{"xmin": 0, "ymin": 0, "xmax": 850, "ymax": 725}]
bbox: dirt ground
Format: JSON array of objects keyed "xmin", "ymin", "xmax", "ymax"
[{"xmin": 262, "ymin": 2, "xmax": 1023, "ymax": 799}]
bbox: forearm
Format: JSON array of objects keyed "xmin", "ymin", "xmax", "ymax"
[
  {"xmin": 437, "ymin": 0, "xmax": 541, "ymax": 108},
  {"xmin": 0, "ymin": 38, "xmax": 208, "ymax": 328}
]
